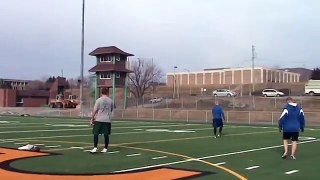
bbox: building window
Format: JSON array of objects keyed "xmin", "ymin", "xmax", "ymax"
[
  {"xmin": 100, "ymin": 56, "xmax": 112, "ymax": 62},
  {"xmin": 116, "ymin": 55, "xmax": 120, "ymax": 61},
  {"xmin": 100, "ymin": 72, "xmax": 111, "ymax": 79},
  {"xmin": 116, "ymin": 72, "xmax": 121, "ymax": 78}
]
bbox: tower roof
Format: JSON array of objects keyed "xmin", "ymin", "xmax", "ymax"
[
  {"xmin": 89, "ymin": 46, "xmax": 134, "ymax": 56},
  {"xmin": 88, "ymin": 64, "xmax": 132, "ymax": 73}
]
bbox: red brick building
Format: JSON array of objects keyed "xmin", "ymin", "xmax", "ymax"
[{"xmin": 0, "ymin": 77, "xmax": 69, "ymax": 107}]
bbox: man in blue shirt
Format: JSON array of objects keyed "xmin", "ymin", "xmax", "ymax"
[
  {"xmin": 278, "ymin": 97, "xmax": 305, "ymax": 160},
  {"xmin": 212, "ymin": 101, "xmax": 225, "ymax": 138}
]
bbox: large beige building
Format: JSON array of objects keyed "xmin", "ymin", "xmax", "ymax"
[{"xmin": 167, "ymin": 67, "xmax": 300, "ymax": 86}]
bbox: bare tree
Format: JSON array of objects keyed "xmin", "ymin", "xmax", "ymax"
[
  {"xmin": 128, "ymin": 58, "xmax": 163, "ymax": 99},
  {"xmin": 311, "ymin": 67, "xmax": 320, "ymax": 80}
]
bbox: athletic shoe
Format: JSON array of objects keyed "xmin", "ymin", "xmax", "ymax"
[
  {"xmin": 281, "ymin": 152, "xmax": 288, "ymax": 159},
  {"xmin": 101, "ymin": 148, "xmax": 108, "ymax": 153},
  {"xmin": 217, "ymin": 134, "xmax": 221, "ymax": 137},
  {"xmin": 90, "ymin": 147, "xmax": 98, "ymax": 153},
  {"xmin": 290, "ymin": 155, "xmax": 296, "ymax": 160},
  {"xmin": 214, "ymin": 135, "xmax": 217, "ymax": 138},
  {"xmin": 18, "ymin": 144, "xmax": 34, "ymax": 150}
]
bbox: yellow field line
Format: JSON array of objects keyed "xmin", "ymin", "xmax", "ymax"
[
  {"xmin": 22, "ymin": 137, "xmax": 251, "ymax": 179},
  {"xmin": 9, "ymin": 130, "xmax": 278, "ymax": 179},
  {"xmin": 20, "ymin": 130, "xmax": 277, "ymax": 152},
  {"xmin": 45, "ymin": 142, "xmax": 248, "ymax": 179},
  {"xmin": 117, "ymin": 144, "xmax": 247, "ymax": 180},
  {"xmin": 116, "ymin": 130, "xmax": 277, "ymax": 146}
]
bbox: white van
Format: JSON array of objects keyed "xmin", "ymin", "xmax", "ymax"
[{"xmin": 305, "ymin": 80, "xmax": 320, "ymax": 96}]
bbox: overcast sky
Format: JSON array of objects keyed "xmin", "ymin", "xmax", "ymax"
[{"xmin": 1, "ymin": 0, "xmax": 319, "ymax": 80}]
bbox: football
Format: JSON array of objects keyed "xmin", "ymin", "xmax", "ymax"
[{"xmin": 30, "ymin": 145, "xmax": 41, "ymax": 152}]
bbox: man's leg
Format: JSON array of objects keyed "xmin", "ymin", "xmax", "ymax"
[
  {"xmin": 90, "ymin": 122, "xmax": 100, "ymax": 153},
  {"xmin": 94, "ymin": 135, "xmax": 99, "ymax": 147},
  {"xmin": 290, "ymin": 132, "xmax": 299, "ymax": 160},
  {"xmin": 291, "ymin": 141, "xmax": 297, "ymax": 159},
  {"xmin": 212, "ymin": 122, "xmax": 217, "ymax": 138},
  {"xmin": 101, "ymin": 122, "xmax": 111, "ymax": 153},
  {"xmin": 218, "ymin": 126, "xmax": 223, "ymax": 137},
  {"xmin": 283, "ymin": 140, "xmax": 289, "ymax": 154},
  {"xmin": 104, "ymin": 134, "xmax": 109, "ymax": 149},
  {"xmin": 282, "ymin": 132, "xmax": 289, "ymax": 158},
  {"xmin": 90, "ymin": 135, "xmax": 99, "ymax": 153}
]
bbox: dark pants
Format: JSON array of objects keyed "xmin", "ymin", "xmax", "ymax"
[
  {"xmin": 94, "ymin": 134, "xmax": 109, "ymax": 148},
  {"xmin": 283, "ymin": 132, "xmax": 299, "ymax": 141},
  {"xmin": 92, "ymin": 122, "xmax": 111, "ymax": 148},
  {"xmin": 213, "ymin": 118, "xmax": 223, "ymax": 136}
]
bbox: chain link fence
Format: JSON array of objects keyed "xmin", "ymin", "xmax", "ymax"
[
  {"xmin": 0, "ymin": 107, "xmax": 319, "ymax": 126},
  {"xmin": 126, "ymin": 95, "xmax": 320, "ymax": 112}
]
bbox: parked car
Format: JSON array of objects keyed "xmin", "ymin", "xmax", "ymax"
[
  {"xmin": 262, "ymin": 89, "xmax": 285, "ymax": 97},
  {"xmin": 149, "ymin": 97, "xmax": 163, "ymax": 103},
  {"xmin": 212, "ymin": 89, "xmax": 237, "ymax": 97}
]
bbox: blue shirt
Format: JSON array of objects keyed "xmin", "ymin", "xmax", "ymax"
[
  {"xmin": 278, "ymin": 103, "xmax": 305, "ymax": 132},
  {"xmin": 212, "ymin": 105, "xmax": 225, "ymax": 120}
]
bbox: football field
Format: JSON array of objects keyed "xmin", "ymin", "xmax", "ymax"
[{"xmin": 0, "ymin": 115, "xmax": 319, "ymax": 180}]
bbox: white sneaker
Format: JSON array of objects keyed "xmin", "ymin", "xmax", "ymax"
[
  {"xmin": 101, "ymin": 148, "xmax": 108, "ymax": 153},
  {"xmin": 18, "ymin": 144, "xmax": 34, "ymax": 150},
  {"xmin": 90, "ymin": 147, "xmax": 98, "ymax": 153}
]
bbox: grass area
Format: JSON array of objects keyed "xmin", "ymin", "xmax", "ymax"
[{"xmin": 0, "ymin": 116, "xmax": 319, "ymax": 179}]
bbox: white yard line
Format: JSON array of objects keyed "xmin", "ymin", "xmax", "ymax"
[
  {"xmin": 14, "ymin": 142, "xmax": 29, "ymax": 145},
  {"xmin": 0, "ymin": 128, "xmax": 91, "ymax": 134},
  {"xmin": 114, "ymin": 140, "xmax": 318, "ymax": 173},
  {"xmin": 3, "ymin": 129, "xmax": 278, "ymax": 144},
  {"xmin": 152, "ymin": 156, "xmax": 167, "ymax": 160},
  {"xmin": 0, "ymin": 141, "xmax": 15, "ymax": 143},
  {"xmin": 214, "ymin": 162, "xmax": 226, "ymax": 166},
  {"xmin": 0, "ymin": 124, "xmax": 202, "ymax": 134},
  {"xmin": 45, "ymin": 145, "xmax": 61, "ymax": 148},
  {"xmin": 285, "ymin": 170, "xmax": 299, "ymax": 175},
  {"xmin": 70, "ymin": 146, "xmax": 84, "ymax": 149},
  {"xmin": 34, "ymin": 144, "xmax": 45, "ymax": 146},
  {"xmin": 126, "ymin": 153, "xmax": 141, "ymax": 157},
  {"xmin": 108, "ymin": 151, "xmax": 120, "ymax": 154},
  {"xmin": 245, "ymin": 166, "xmax": 260, "ymax": 170},
  {"xmin": 0, "ymin": 126, "xmax": 64, "ymax": 129},
  {"xmin": 197, "ymin": 140, "xmax": 318, "ymax": 160}
]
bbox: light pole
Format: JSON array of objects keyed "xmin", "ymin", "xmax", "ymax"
[
  {"xmin": 79, "ymin": 0, "xmax": 85, "ymax": 116},
  {"xmin": 173, "ymin": 66, "xmax": 177, "ymax": 98},
  {"xmin": 184, "ymin": 69, "xmax": 191, "ymax": 95}
]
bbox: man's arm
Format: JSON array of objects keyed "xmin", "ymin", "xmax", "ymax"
[
  {"xmin": 111, "ymin": 102, "xmax": 115, "ymax": 112},
  {"xmin": 221, "ymin": 109, "xmax": 226, "ymax": 121},
  {"xmin": 278, "ymin": 109, "xmax": 288, "ymax": 132},
  {"xmin": 90, "ymin": 101, "xmax": 99, "ymax": 124},
  {"xmin": 299, "ymin": 109, "xmax": 305, "ymax": 132}
]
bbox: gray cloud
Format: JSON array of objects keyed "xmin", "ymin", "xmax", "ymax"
[{"xmin": 0, "ymin": 0, "xmax": 319, "ymax": 80}]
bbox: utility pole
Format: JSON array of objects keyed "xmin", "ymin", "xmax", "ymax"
[
  {"xmin": 79, "ymin": 0, "xmax": 85, "ymax": 116},
  {"xmin": 251, "ymin": 45, "xmax": 255, "ymax": 93},
  {"xmin": 151, "ymin": 58, "xmax": 154, "ymax": 100},
  {"xmin": 173, "ymin": 66, "xmax": 177, "ymax": 98}
]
